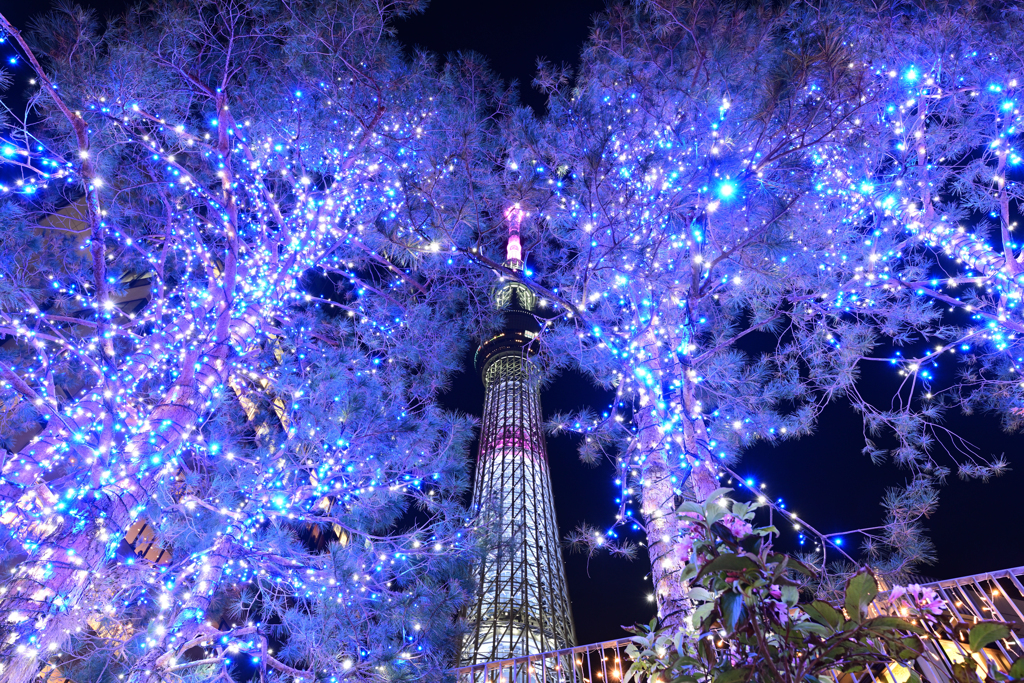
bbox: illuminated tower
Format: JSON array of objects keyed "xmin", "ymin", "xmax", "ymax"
[{"xmin": 461, "ymin": 206, "xmax": 577, "ymax": 665}]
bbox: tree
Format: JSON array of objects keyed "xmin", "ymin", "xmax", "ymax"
[
  {"xmin": 0, "ymin": 1, "xmax": 512, "ymax": 681},
  {"xmin": 475, "ymin": 0, "xmax": 1022, "ymax": 631}
]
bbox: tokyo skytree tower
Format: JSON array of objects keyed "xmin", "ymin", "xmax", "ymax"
[{"xmin": 461, "ymin": 206, "xmax": 577, "ymax": 665}]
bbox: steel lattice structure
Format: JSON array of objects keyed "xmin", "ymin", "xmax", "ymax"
[{"xmin": 461, "ymin": 209, "xmax": 576, "ymax": 666}]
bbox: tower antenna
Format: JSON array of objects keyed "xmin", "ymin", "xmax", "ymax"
[{"xmin": 504, "ymin": 203, "xmax": 526, "ymax": 269}]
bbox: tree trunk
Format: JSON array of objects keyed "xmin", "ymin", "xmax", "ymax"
[
  {"xmin": 127, "ymin": 528, "xmax": 241, "ymax": 683},
  {"xmin": 635, "ymin": 395, "xmax": 686, "ymax": 629},
  {"xmin": 635, "ymin": 328, "xmax": 718, "ymax": 632},
  {"xmin": 0, "ymin": 313, "xmax": 255, "ymax": 683}
]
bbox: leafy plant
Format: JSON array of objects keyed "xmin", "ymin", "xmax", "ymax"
[{"xmin": 623, "ymin": 491, "xmax": 1023, "ymax": 683}]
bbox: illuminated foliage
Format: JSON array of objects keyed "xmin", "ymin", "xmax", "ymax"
[
  {"xmin": 0, "ymin": 1, "xmax": 512, "ymax": 681},
  {"xmin": 492, "ymin": 0, "xmax": 1023, "ymax": 628}
]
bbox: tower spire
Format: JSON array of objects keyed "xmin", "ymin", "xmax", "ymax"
[{"xmin": 504, "ymin": 203, "xmax": 525, "ymax": 270}]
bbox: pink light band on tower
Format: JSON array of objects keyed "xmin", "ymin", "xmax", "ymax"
[
  {"xmin": 504, "ymin": 203, "xmax": 526, "ymax": 263},
  {"xmin": 507, "ymin": 234, "xmax": 522, "ymax": 262}
]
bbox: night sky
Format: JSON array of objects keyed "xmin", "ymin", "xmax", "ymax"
[{"xmin": 5, "ymin": 0, "xmax": 1024, "ymax": 650}]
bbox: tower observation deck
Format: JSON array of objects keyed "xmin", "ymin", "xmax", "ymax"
[{"xmin": 461, "ymin": 206, "xmax": 577, "ymax": 665}]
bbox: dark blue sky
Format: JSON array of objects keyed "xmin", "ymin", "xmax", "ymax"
[{"xmin": 395, "ymin": 0, "xmax": 606, "ymax": 112}]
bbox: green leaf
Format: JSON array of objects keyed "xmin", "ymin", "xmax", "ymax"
[
  {"xmin": 969, "ymin": 621, "xmax": 1011, "ymax": 653},
  {"xmin": 769, "ymin": 555, "xmax": 789, "ymax": 581},
  {"xmin": 844, "ymin": 570, "xmax": 879, "ymax": 623},
  {"xmin": 738, "ymin": 532, "xmax": 764, "ymax": 553},
  {"xmin": 781, "ymin": 585, "xmax": 799, "ymax": 607},
  {"xmin": 1008, "ymin": 658, "xmax": 1024, "ymax": 679},
  {"xmin": 769, "ymin": 553, "xmax": 814, "ymax": 576},
  {"xmin": 864, "ymin": 616, "xmax": 926, "ymax": 635},
  {"xmin": 789, "ymin": 557, "xmax": 816, "ymax": 576},
  {"xmin": 696, "ymin": 553, "xmax": 758, "ymax": 580},
  {"xmin": 802, "ymin": 601, "xmax": 842, "ymax": 629},
  {"xmin": 895, "ymin": 635, "xmax": 925, "ymax": 660},
  {"xmin": 699, "ymin": 638, "xmax": 717, "ymax": 667},
  {"xmin": 705, "ymin": 503, "xmax": 727, "ymax": 525},
  {"xmin": 821, "ymin": 645, "xmax": 848, "ymax": 660},
  {"xmin": 669, "ymin": 676, "xmax": 699, "ymax": 683},
  {"xmin": 691, "ymin": 601, "xmax": 715, "ymax": 630},
  {"xmin": 721, "ymin": 591, "xmax": 748, "ymax": 634},
  {"xmin": 953, "ymin": 660, "xmax": 980, "ymax": 683},
  {"xmin": 687, "ymin": 587, "xmax": 716, "ymax": 603},
  {"xmin": 713, "ymin": 667, "xmax": 752, "ymax": 683},
  {"xmin": 793, "ymin": 621, "xmax": 832, "ymax": 638},
  {"xmin": 676, "ymin": 501, "xmax": 705, "ymax": 516},
  {"xmin": 704, "ymin": 487, "xmax": 734, "ymax": 506},
  {"xmin": 629, "ymin": 635, "xmax": 650, "ymax": 649}
]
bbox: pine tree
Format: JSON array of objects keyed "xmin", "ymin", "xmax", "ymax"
[
  {"xmin": 834, "ymin": 1, "xmax": 1024, "ymax": 441},
  {"xmin": 485, "ymin": 0, "xmax": 1022, "ymax": 628},
  {"xmin": 0, "ymin": 1, "xmax": 510, "ymax": 681}
]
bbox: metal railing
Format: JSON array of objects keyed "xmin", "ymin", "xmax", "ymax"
[
  {"xmin": 454, "ymin": 639, "xmax": 633, "ymax": 683},
  {"xmin": 453, "ymin": 567, "xmax": 1024, "ymax": 683},
  {"xmin": 898, "ymin": 566, "xmax": 1024, "ymax": 683}
]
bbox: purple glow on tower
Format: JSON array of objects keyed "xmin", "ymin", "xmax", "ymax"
[{"xmin": 504, "ymin": 203, "xmax": 525, "ymax": 265}]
